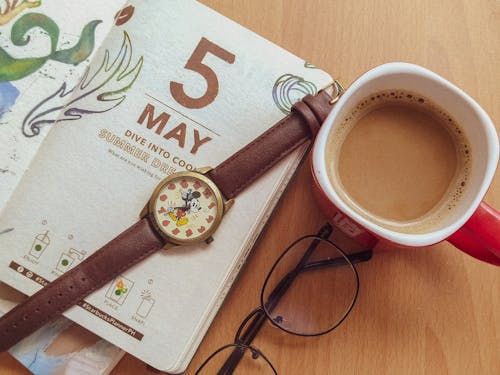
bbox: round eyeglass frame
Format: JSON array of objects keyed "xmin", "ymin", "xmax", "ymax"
[{"xmin": 260, "ymin": 234, "xmax": 360, "ymax": 337}]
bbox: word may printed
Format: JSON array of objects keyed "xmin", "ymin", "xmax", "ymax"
[{"xmin": 137, "ymin": 103, "xmax": 213, "ymax": 154}]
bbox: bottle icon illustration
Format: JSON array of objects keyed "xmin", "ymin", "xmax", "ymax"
[
  {"xmin": 29, "ymin": 231, "xmax": 50, "ymax": 258},
  {"xmin": 136, "ymin": 290, "xmax": 155, "ymax": 318},
  {"xmin": 56, "ymin": 248, "xmax": 86, "ymax": 273},
  {"xmin": 105, "ymin": 276, "xmax": 134, "ymax": 305}
]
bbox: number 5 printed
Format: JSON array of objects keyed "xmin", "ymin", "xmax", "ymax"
[{"xmin": 170, "ymin": 37, "xmax": 236, "ymax": 109}]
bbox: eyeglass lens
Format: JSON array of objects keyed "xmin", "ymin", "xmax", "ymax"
[{"xmin": 261, "ymin": 236, "xmax": 359, "ymax": 336}]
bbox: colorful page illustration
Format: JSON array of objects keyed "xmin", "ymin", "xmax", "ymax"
[
  {"xmin": 0, "ymin": 0, "xmax": 127, "ymax": 213},
  {"xmin": 0, "ymin": 1, "xmax": 127, "ymax": 374},
  {"xmin": 0, "ymin": 0, "xmax": 333, "ymax": 372}
]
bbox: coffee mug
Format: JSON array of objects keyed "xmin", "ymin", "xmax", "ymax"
[{"xmin": 312, "ymin": 62, "xmax": 500, "ymax": 265}]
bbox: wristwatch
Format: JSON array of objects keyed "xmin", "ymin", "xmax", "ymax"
[{"xmin": 0, "ymin": 85, "xmax": 341, "ymax": 351}]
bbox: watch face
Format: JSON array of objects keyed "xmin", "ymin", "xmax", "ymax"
[{"xmin": 152, "ymin": 173, "xmax": 222, "ymax": 243}]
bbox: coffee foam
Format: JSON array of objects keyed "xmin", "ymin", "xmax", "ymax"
[{"xmin": 326, "ymin": 89, "xmax": 472, "ymax": 234}]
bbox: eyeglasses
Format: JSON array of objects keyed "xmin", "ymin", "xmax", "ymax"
[{"xmin": 195, "ymin": 223, "xmax": 373, "ymax": 374}]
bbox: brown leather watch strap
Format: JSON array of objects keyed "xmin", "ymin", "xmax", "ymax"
[
  {"xmin": 0, "ymin": 87, "xmax": 336, "ymax": 352},
  {"xmin": 0, "ymin": 217, "xmax": 165, "ymax": 351},
  {"xmin": 207, "ymin": 89, "xmax": 335, "ymax": 199}
]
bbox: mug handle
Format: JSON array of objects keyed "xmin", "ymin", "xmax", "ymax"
[{"xmin": 448, "ymin": 201, "xmax": 500, "ymax": 266}]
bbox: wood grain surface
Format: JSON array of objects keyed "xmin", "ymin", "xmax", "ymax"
[{"xmin": 1, "ymin": 0, "xmax": 499, "ymax": 374}]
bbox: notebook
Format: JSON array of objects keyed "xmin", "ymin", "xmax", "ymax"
[
  {"xmin": 0, "ymin": 0, "xmax": 333, "ymax": 372},
  {"xmin": 1, "ymin": 1, "xmax": 127, "ymax": 374}
]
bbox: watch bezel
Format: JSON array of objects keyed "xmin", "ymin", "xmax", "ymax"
[{"xmin": 147, "ymin": 170, "xmax": 225, "ymax": 245}]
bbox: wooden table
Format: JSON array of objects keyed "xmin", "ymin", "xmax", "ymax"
[{"xmin": 1, "ymin": 0, "xmax": 499, "ymax": 374}]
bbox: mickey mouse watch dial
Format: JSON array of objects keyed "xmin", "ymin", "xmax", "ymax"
[{"xmin": 148, "ymin": 170, "xmax": 225, "ymax": 244}]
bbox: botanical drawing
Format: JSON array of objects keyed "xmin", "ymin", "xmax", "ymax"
[
  {"xmin": 0, "ymin": 12, "xmax": 102, "ymax": 82},
  {"xmin": 0, "ymin": 1, "xmax": 103, "ymax": 123},
  {"xmin": 22, "ymin": 31, "xmax": 144, "ymax": 137}
]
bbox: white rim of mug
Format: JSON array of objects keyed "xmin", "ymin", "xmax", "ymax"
[{"xmin": 312, "ymin": 62, "xmax": 499, "ymax": 247}]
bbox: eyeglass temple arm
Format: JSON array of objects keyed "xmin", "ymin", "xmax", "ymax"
[{"xmin": 302, "ymin": 249, "xmax": 373, "ymax": 272}]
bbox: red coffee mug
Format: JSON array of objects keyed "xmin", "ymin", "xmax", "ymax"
[{"xmin": 311, "ymin": 63, "xmax": 500, "ymax": 265}]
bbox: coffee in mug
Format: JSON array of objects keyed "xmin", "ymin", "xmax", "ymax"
[
  {"xmin": 311, "ymin": 63, "xmax": 500, "ymax": 265},
  {"xmin": 325, "ymin": 90, "xmax": 471, "ymax": 234}
]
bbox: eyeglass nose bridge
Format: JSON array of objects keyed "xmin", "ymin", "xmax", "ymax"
[{"xmin": 234, "ymin": 307, "xmax": 266, "ymax": 344}]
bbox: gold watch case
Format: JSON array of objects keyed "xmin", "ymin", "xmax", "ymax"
[{"xmin": 141, "ymin": 167, "xmax": 233, "ymax": 247}]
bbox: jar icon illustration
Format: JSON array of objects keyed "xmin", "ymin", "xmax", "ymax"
[
  {"xmin": 29, "ymin": 231, "xmax": 50, "ymax": 258},
  {"xmin": 136, "ymin": 290, "xmax": 155, "ymax": 318},
  {"xmin": 56, "ymin": 248, "xmax": 86, "ymax": 273}
]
